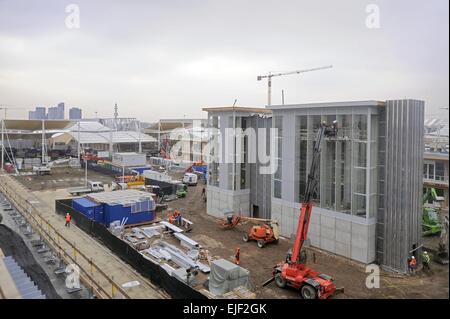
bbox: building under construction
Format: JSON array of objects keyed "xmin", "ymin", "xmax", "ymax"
[{"xmin": 204, "ymin": 99, "xmax": 424, "ymax": 272}]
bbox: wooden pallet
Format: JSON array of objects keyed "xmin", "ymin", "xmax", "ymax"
[{"xmin": 222, "ymin": 286, "xmax": 256, "ymax": 299}]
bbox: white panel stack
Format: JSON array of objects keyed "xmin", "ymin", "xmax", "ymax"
[{"xmin": 112, "ymin": 152, "xmax": 146, "ymax": 167}]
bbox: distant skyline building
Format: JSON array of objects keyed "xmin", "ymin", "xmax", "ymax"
[
  {"xmin": 47, "ymin": 102, "xmax": 65, "ymax": 119},
  {"xmin": 29, "ymin": 102, "xmax": 67, "ymax": 120},
  {"xmin": 28, "ymin": 106, "xmax": 47, "ymax": 120},
  {"xmin": 47, "ymin": 106, "xmax": 58, "ymax": 119},
  {"xmin": 69, "ymin": 107, "xmax": 82, "ymax": 120}
]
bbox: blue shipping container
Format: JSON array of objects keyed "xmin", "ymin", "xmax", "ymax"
[
  {"xmin": 130, "ymin": 166, "xmax": 152, "ymax": 175},
  {"xmin": 103, "ymin": 203, "xmax": 155, "ymax": 226},
  {"xmin": 192, "ymin": 165, "xmax": 207, "ymax": 174},
  {"xmin": 72, "ymin": 198, "xmax": 103, "ymax": 222}
]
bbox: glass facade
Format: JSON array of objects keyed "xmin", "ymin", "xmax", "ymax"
[
  {"xmin": 293, "ymin": 108, "xmax": 378, "ymax": 219},
  {"xmin": 273, "ymin": 116, "xmax": 283, "ymax": 198},
  {"xmin": 208, "ymin": 115, "xmax": 220, "ymax": 187}
]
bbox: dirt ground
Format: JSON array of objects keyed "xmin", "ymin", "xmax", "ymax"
[
  {"xmin": 11, "ymin": 167, "xmax": 449, "ymax": 299},
  {"xmin": 14, "ymin": 167, "xmax": 115, "ymax": 192},
  {"xmin": 167, "ymin": 174, "xmax": 449, "ymax": 299},
  {"xmin": 0, "ymin": 224, "xmax": 61, "ymax": 299}
]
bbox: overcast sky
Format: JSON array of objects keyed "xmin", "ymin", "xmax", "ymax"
[{"xmin": 0, "ymin": 0, "xmax": 448, "ymax": 121}]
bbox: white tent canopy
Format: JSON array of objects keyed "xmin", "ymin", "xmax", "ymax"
[{"xmin": 51, "ymin": 130, "xmax": 156, "ymax": 145}]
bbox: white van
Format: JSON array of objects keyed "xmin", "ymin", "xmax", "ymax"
[{"xmin": 183, "ymin": 173, "xmax": 198, "ymax": 186}]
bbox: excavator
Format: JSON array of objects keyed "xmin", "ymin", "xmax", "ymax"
[{"xmin": 268, "ymin": 121, "xmax": 338, "ymax": 299}]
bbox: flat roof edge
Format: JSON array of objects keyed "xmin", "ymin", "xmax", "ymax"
[
  {"xmin": 268, "ymin": 100, "xmax": 386, "ymax": 110},
  {"xmin": 202, "ymin": 106, "xmax": 272, "ymax": 114}
]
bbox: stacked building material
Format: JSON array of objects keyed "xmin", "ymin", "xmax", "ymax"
[{"xmin": 209, "ymin": 259, "xmax": 250, "ymax": 296}]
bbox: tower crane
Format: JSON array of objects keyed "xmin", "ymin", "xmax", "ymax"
[{"xmin": 257, "ymin": 65, "xmax": 333, "ymax": 106}]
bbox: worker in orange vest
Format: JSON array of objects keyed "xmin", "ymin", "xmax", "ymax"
[
  {"xmin": 235, "ymin": 247, "xmax": 240, "ymax": 265},
  {"xmin": 65, "ymin": 213, "xmax": 71, "ymax": 227},
  {"xmin": 408, "ymin": 255, "xmax": 417, "ymax": 274}
]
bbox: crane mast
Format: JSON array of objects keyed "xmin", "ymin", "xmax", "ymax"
[{"xmin": 290, "ymin": 121, "xmax": 337, "ymax": 264}]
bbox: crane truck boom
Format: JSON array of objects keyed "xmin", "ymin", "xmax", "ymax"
[{"xmin": 271, "ymin": 121, "xmax": 338, "ymax": 299}]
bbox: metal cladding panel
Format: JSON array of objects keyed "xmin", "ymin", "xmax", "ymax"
[{"xmin": 380, "ymin": 99, "xmax": 424, "ymax": 272}]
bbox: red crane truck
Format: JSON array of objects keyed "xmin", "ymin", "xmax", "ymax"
[{"xmin": 271, "ymin": 121, "xmax": 339, "ymax": 299}]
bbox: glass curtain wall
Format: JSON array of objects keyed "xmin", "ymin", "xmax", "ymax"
[
  {"xmin": 295, "ymin": 116, "xmax": 308, "ymax": 202},
  {"xmin": 293, "ymin": 108, "xmax": 378, "ymax": 219},
  {"xmin": 208, "ymin": 115, "xmax": 220, "ymax": 187},
  {"xmin": 273, "ymin": 116, "xmax": 283, "ymax": 198}
]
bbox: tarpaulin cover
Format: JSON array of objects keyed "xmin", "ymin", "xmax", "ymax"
[{"xmin": 208, "ymin": 259, "xmax": 250, "ymax": 296}]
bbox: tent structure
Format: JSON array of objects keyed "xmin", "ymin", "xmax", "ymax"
[{"xmin": 1, "ymin": 119, "xmax": 74, "ymax": 171}]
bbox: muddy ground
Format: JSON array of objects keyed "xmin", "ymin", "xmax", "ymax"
[
  {"xmin": 14, "ymin": 167, "xmax": 115, "ymax": 192},
  {"xmin": 0, "ymin": 224, "xmax": 61, "ymax": 299},
  {"xmin": 11, "ymin": 167, "xmax": 449, "ymax": 299},
  {"xmin": 167, "ymin": 174, "xmax": 449, "ymax": 299}
]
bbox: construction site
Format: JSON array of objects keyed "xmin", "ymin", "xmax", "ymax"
[
  {"xmin": 0, "ymin": 1, "xmax": 448, "ymax": 308},
  {"xmin": 0, "ymin": 100, "xmax": 449, "ymax": 301}
]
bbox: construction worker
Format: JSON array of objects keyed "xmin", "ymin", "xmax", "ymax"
[
  {"xmin": 235, "ymin": 247, "xmax": 240, "ymax": 265},
  {"xmin": 202, "ymin": 187, "xmax": 207, "ymax": 203},
  {"xmin": 408, "ymin": 255, "xmax": 417, "ymax": 274},
  {"xmin": 174, "ymin": 209, "xmax": 182, "ymax": 226},
  {"xmin": 421, "ymin": 251, "xmax": 431, "ymax": 270},
  {"xmin": 65, "ymin": 213, "xmax": 71, "ymax": 227}
]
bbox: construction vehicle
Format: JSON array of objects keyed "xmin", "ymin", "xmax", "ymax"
[
  {"xmin": 68, "ymin": 181, "xmax": 104, "ymax": 196},
  {"xmin": 185, "ymin": 161, "xmax": 207, "ymax": 174},
  {"xmin": 176, "ymin": 183, "xmax": 187, "ymax": 198},
  {"xmin": 242, "ymin": 219, "xmax": 280, "ymax": 248},
  {"xmin": 218, "ymin": 211, "xmax": 279, "ymax": 248},
  {"xmin": 423, "ymin": 188, "xmax": 444, "ymax": 236},
  {"xmin": 32, "ymin": 164, "xmax": 52, "ymax": 175},
  {"xmin": 183, "ymin": 173, "xmax": 198, "ymax": 186},
  {"xmin": 218, "ymin": 211, "xmax": 243, "ymax": 230},
  {"xmin": 115, "ymin": 175, "xmax": 145, "ymax": 189},
  {"xmin": 269, "ymin": 121, "xmax": 338, "ymax": 299}
]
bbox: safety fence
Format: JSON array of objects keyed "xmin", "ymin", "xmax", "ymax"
[
  {"xmin": 0, "ymin": 176, "xmax": 130, "ymax": 299},
  {"xmin": 56, "ymin": 199, "xmax": 207, "ymax": 299}
]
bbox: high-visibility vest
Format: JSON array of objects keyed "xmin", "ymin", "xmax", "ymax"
[{"xmin": 66, "ymin": 214, "xmax": 71, "ymax": 222}]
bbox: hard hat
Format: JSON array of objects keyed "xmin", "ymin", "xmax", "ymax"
[
  {"xmin": 412, "ymin": 256, "xmax": 415, "ymax": 259},
  {"xmin": 424, "ymin": 251, "xmax": 428, "ymax": 254}
]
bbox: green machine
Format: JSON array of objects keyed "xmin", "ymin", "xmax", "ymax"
[
  {"xmin": 176, "ymin": 183, "xmax": 188, "ymax": 198},
  {"xmin": 423, "ymin": 188, "xmax": 444, "ymax": 236}
]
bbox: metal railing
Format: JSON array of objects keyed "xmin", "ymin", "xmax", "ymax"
[
  {"xmin": 0, "ymin": 175, "xmax": 130, "ymax": 299},
  {"xmin": 423, "ymin": 174, "xmax": 449, "ymax": 185}
]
